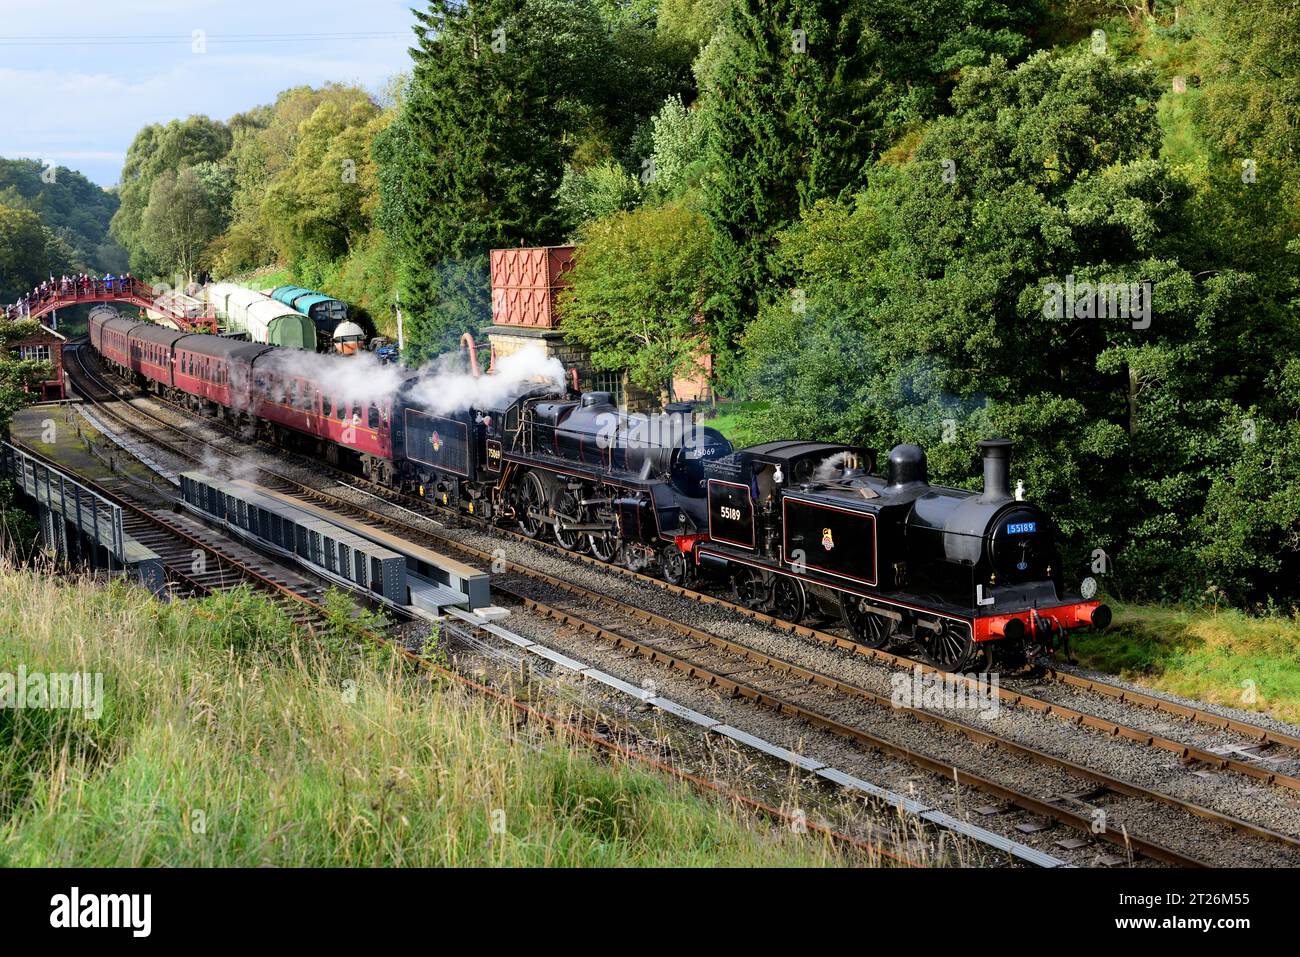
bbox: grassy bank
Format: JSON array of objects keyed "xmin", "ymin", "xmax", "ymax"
[
  {"xmin": 1073, "ymin": 602, "xmax": 1300, "ymax": 725},
  {"xmin": 0, "ymin": 568, "xmax": 856, "ymax": 867}
]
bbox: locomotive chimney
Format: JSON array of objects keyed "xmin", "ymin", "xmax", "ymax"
[{"xmin": 977, "ymin": 438, "xmax": 1013, "ymax": 503}]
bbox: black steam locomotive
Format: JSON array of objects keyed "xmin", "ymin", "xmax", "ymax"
[
  {"xmin": 404, "ymin": 389, "xmax": 730, "ymax": 563},
  {"xmin": 408, "ymin": 386, "xmax": 1108, "ymax": 671}
]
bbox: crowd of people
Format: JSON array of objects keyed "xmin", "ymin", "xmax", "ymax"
[{"xmin": 4, "ymin": 273, "xmax": 140, "ymax": 321}]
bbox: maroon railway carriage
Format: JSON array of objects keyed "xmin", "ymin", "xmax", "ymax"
[
  {"xmin": 248, "ymin": 357, "xmax": 404, "ymax": 470},
  {"xmin": 174, "ymin": 336, "xmax": 270, "ymax": 409},
  {"xmin": 129, "ymin": 323, "xmax": 188, "ymax": 387},
  {"xmin": 89, "ymin": 307, "xmax": 401, "ymax": 477},
  {"xmin": 92, "ymin": 314, "xmax": 139, "ymax": 369}
]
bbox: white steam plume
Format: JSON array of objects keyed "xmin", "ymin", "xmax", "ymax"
[
  {"xmin": 407, "ymin": 345, "xmax": 566, "ymax": 415},
  {"xmin": 258, "ymin": 348, "xmax": 410, "ymax": 408}
]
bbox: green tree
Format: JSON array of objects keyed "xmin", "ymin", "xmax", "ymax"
[
  {"xmin": 657, "ymin": 0, "xmax": 732, "ymax": 50},
  {"xmin": 559, "ymin": 201, "xmax": 714, "ymax": 400},
  {"xmin": 701, "ymin": 0, "xmax": 889, "ymax": 385},
  {"xmin": 0, "ymin": 319, "xmax": 50, "ymax": 414},
  {"xmin": 0, "ymin": 159, "xmax": 125, "ymax": 272},
  {"xmin": 701, "ymin": 0, "xmax": 1036, "ymax": 385},
  {"xmin": 741, "ymin": 48, "xmax": 1290, "ymax": 603},
  {"xmin": 263, "ymin": 98, "xmax": 387, "ymax": 268},
  {"xmin": 111, "ymin": 116, "xmax": 232, "ymax": 276},
  {"xmin": 140, "ymin": 168, "xmax": 221, "ymax": 282},
  {"xmin": 376, "ymin": 0, "xmax": 691, "ymax": 365},
  {"xmin": 557, "ymin": 161, "xmax": 643, "ymax": 229},
  {"xmin": 0, "ymin": 206, "xmax": 72, "ymax": 301},
  {"xmin": 214, "ymin": 85, "xmax": 383, "ymax": 274},
  {"xmin": 376, "ymin": 0, "xmax": 598, "ymax": 362},
  {"xmin": 649, "ymin": 94, "xmax": 707, "ymax": 198}
]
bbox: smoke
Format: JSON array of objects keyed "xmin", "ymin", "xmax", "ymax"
[
  {"xmin": 813, "ymin": 450, "xmax": 857, "ymax": 482},
  {"xmin": 197, "ymin": 444, "xmax": 270, "ymax": 485},
  {"xmin": 406, "ymin": 345, "xmax": 565, "ymax": 415},
  {"xmin": 258, "ymin": 347, "xmax": 410, "ymax": 409}
]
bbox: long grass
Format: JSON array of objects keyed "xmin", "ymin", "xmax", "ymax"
[
  {"xmin": 0, "ymin": 568, "xmax": 861, "ymax": 867},
  {"xmin": 1072, "ymin": 602, "xmax": 1300, "ymax": 726}
]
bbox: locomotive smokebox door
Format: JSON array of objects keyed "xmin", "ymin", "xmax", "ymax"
[{"xmin": 708, "ymin": 479, "xmax": 755, "ymax": 549}]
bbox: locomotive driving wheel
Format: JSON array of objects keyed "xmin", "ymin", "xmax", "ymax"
[
  {"xmin": 659, "ymin": 544, "xmax": 690, "ymax": 586},
  {"xmin": 588, "ymin": 532, "xmax": 620, "ymax": 562},
  {"xmin": 771, "ymin": 576, "xmax": 806, "ymax": 624},
  {"xmin": 731, "ymin": 567, "xmax": 769, "ymax": 610},
  {"xmin": 841, "ymin": 595, "xmax": 897, "ymax": 649},
  {"xmin": 515, "ymin": 471, "xmax": 547, "ymax": 539},
  {"xmin": 551, "ymin": 487, "xmax": 585, "ymax": 551},
  {"xmin": 923, "ymin": 621, "xmax": 981, "ymax": 672}
]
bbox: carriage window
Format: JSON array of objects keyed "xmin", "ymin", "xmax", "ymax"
[
  {"xmin": 287, "ymin": 381, "xmax": 297, "ymax": 405},
  {"xmin": 323, "ymin": 396, "xmax": 332, "ymax": 416},
  {"xmin": 368, "ymin": 405, "xmax": 379, "ymax": 429}
]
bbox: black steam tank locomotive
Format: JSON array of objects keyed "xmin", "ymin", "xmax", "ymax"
[{"xmin": 678, "ymin": 438, "xmax": 1110, "ymax": 670}]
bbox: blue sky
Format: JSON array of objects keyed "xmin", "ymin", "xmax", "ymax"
[{"xmin": 0, "ymin": 0, "xmax": 419, "ymax": 187}]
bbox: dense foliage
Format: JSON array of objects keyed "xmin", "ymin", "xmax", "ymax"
[
  {"xmin": 559, "ymin": 201, "xmax": 714, "ymax": 399},
  {"xmin": 374, "ymin": 0, "xmax": 692, "ymax": 363},
  {"xmin": 0, "ymin": 159, "xmax": 126, "ymax": 276},
  {"xmin": 47, "ymin": 0, "xmax": 1300, "ymax": 609}
]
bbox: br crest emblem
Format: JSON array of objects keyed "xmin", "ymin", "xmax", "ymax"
[
  {"xmin": 431, "ymin": 431, "xmax": 442, "ymax": 452},
  {"xmin": 821, "ymin": 527, "xmax": 834, "ymax": 551}
]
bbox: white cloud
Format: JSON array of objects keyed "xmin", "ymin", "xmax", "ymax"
[{"xmin": 0, "ymin": 0, "xmax": 414, "ymax": 185}]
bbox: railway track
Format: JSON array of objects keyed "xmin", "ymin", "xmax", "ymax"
[
  {"xmin": 75, "ymin": 343, "xmax": 1300, "ymax": 779},
  {"xmin": 70, "ymin": 344, "xmax": 1300, "ymax": 773},
  {"xmin": 37, "ymin": 352, "xmax": 936, "ymax": 868},
  {"xmin": 64, "ymin": 343, "xmax": 1300, "ymax": 866},
  {"xmin": 11, "ymin": 435, "xmax": 340, "ymax": 633}
]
